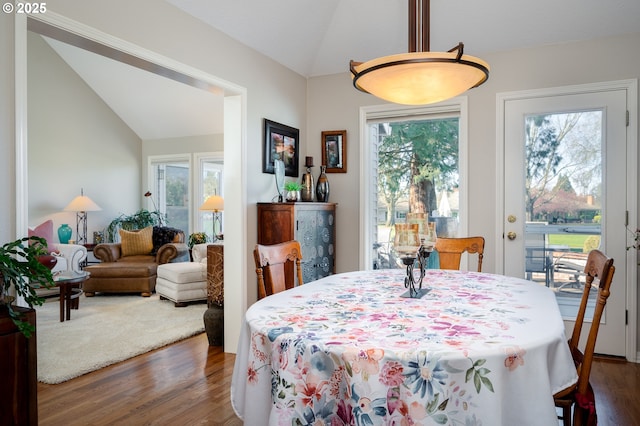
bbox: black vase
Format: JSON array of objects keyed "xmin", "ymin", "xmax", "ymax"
[{"xmin": 316, "ymin": 166, "xmax": 330, "ymax": 202}]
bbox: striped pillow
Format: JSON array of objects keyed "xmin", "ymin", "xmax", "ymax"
[{"xmin": 119, "ymin": 226, "xmax": 153, "ymax": 257}]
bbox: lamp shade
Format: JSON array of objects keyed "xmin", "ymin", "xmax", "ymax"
[
  {"xmin": 199, "ymin": 195, "xmax": 224, "ymax": 212},
  {"xmin": 350, "ymin": 50, "xmax": 489, "ymax": 105},
  {"xmin": 350, "ymin": 0, "xmax": 489, "ymax": 106},
  {"xmin": 63, "ymin": 194, "xmax": 102, "ymax": 212}
]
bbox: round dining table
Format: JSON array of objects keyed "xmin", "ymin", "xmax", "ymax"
[{"xmin": 231, "ymin": 269, "xmax": 578, "ymax": 425}]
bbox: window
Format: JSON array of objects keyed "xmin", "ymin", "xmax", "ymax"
[
  {"xmin": 149, "ymin": 156, "xmax": 190, "ymax": 233},
  {"xmin": 148, "ymin": 152, "xmax": 224, "ymax": 237},
  {"xmin": 360, "ymin": 101, "xmax": 468, "ymax": 270},
  {"xmin": 195, "ymin": 152, "xmax": 224, "ymax": 238}
]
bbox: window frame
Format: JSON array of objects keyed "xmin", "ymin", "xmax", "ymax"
[
  {"xmin": 147, "ymin": 152, "xmax": 224, "ymax": 236},
  {"xmin": 194, "ymin": 151, "xmax": 224, "ymax": 235},
  {"xmin": 358, "ymin": 98, "xmax": 469, "ymax": 270},
  {"xmin": 147, "ymin": 153, "xmax": 191, "ymax": 230}
]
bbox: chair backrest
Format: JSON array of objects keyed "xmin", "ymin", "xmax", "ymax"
[
  {"xmin": 434, "ymin": 236, "xmax": 485, "ymax": 272},
  {"xmin": 568, "ymin": 249, "xmax": 615, "ymax": 397},
  {"xmin": 254, "ymin": 240, "xmax": 304, "ymax": 299}
]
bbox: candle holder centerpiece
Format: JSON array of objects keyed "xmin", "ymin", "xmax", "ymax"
[{"xmin": 394, "ymin": 215, "xmax": 437, "ymax": 298}]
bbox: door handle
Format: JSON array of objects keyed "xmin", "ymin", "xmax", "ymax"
[{"xmin": 507, "ymin": 231, "xmax": 516, "ymax": 240}]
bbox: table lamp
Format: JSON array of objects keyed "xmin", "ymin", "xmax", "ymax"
[
  {"xmin": 63, "ymin": 188, "xmax": 102, "ymax": 245},
  {"xmin": 199, "ymin": 195, "xmax": 224, "ymax": 242}
]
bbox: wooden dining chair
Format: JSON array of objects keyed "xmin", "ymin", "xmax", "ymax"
[
  {"xmin": 434, "ymin": 236, "xmax": 485, "ymax": 272},
  {"xmin": 254, "ymin": 240, "xmax": 304, "ymax": 299},
  {"xmin": 554, "ymin": 249, "xmax": 615, "ymax": 426}
]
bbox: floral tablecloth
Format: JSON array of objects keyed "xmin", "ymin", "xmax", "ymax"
[{"xmin": 231, "ymin": 269, "xmax": 577, "ymax": 425}]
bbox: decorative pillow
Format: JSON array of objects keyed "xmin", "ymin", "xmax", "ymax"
[
  {"xmin": 28, "ymin": 219, "xmax": 58, "ymax": 253},
  {"xmin": 119, "ymin": 226, "xmax": 154, "ymax": 257},
  {"xmin": 152, "ymin": 226, "xmax": 182, "ymax": 255}
]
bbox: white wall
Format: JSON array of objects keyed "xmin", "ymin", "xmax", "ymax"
[
  {"xmin": 28, "ymin": 32, "xmax": 141, "ymax": 239},
  {"xmin": 1, "ymin": 12, "xmax": 17, "ymax": 241},
  {"xmin": 142, "ymin": 135, "xmax": 223, "ymax": 157},
  {"xmin": 307, "ymin": 31, "xmax": 640, "ymax": 348},
  {"xmin": 29, "ymin": 32, "xmax": 227, "ymax": 242},
  {"xmin": 308, "ymin": 32, "xmax": 640, "ymax": 273},
  {"xmin": 39, "ymin": 0, "xmax": 309, "ymax": 308},
  {"xmin": 3, "ymin": 3, "xmax": 639, "ymax": 354},
  {"xmin": 5, "ymin": 0, "xmax": 309, "ymax": 351}
]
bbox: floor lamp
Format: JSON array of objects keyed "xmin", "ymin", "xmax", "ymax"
[
  {"xmin": 199, "ymin": 195, "xmax": 224, "ymax": 242},
  {"xmin": 64, "ymin": 189, "xmax": 102, "ymax": 245}
]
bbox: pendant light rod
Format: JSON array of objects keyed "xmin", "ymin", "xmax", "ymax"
[
  {"xmin": 409, "ymin": 0, "xmax": 430, "ymax": 53},
  {"xmin": 350, "ymin": 0, "xmax": 489, "ymax": 105}
]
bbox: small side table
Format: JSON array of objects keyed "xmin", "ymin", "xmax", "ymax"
[
  {"xmin": 204, "ymin": 244, "xmax": 224, "ymax": 346},
  {"xmin": 81, "ymin": 243, "xmax": 100, "ymax": 268},
  {"xmin": 53, "ymin": 271, "xmax": 90, "ymax": 322}
]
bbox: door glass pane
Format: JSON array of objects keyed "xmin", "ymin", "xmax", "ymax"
[
  {"xmin": 371, "ymin": 117, "xmax": 460, "ymax": 269},
  {"xmin": 523, "ymin": 111, "xmax": 602, "ymax": 319},
  {"xmin": 152, "ymin": 161, "xmax": 189, "ymax": 233}
]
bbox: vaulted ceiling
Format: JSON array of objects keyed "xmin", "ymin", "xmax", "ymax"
[
  {"xmin": 167, "ymin": 0, "xmax": 640, "ymax": 77},
  {"xmin": 38, "ymin": 0, "xmax": 640, "ymax": 140}
]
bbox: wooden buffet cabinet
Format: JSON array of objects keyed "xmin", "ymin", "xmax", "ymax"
[
  {"xmin": 0, "ymin": 306, "xmax": 37, "ymax": 425},
  {"xmin": 257, "ymin": 202, "xmax": 336, "ymax": 283}
]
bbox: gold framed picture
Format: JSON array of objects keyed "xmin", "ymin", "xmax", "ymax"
[{"xmin": 321, "ymin": 130, "xmax": 347, "ymax": 173}]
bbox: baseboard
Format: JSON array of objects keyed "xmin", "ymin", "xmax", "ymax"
[{"xmin": 594, "ymin": 353, "xmax": 627, "ymax": 363}]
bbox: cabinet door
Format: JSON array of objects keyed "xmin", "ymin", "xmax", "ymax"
[
  {"xmin": 316, "ymin": 208, "xmax": 335, "ymax": 278},
  {"xmin": 257, "ymin": 204, "xmax": 295, "ymax": 245},
  {"xmin": 296, "ymin": 209, "xmax": 319, "ymax": 283},
  {"xmin": 296, "ymin": 207, "xmax": 335, "ymax": 282},
  {"xmin": 0, "ymin": 308, "xmax": 37, "ymax": 426}
]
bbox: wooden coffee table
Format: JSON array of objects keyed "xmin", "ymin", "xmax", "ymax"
[{"xmin": 53, "ymin": 271, "xmax": 90, "ymax": 322}]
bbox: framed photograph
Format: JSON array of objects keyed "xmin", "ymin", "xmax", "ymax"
[
  {"xmin": 321, "ymin": 130, "xmax": 347, "ymax": 173},
  {"xmin": 263, "ymin": 119, "xmax": 300, "ymax": 177}
]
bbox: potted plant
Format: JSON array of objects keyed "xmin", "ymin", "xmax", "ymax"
[
  {"xmin": 284, "ymin": 181, "xmax": 302, "ymax": 202},
  {"xmin": 0, "ymin": 236, "xmax": 55, "ymax": 337},
  {"xmin": 188, "ymin": 232, "xmax": 210, "ymax": 249},
  {"xmin": 188, "ymin": 232, "xmax": 210, "ymax": 262},
  {"xmin": 105, "ymin": 209, "xmax": 166, "ymax": 242}
]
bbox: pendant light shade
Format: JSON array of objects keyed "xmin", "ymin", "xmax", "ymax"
[{"xmin": 350, "ymin": 0, "xmax": 489, "ymax": 105}]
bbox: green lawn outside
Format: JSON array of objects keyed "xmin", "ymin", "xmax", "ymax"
[{"xmin": 547, "ymin": 234, "xmax": 598, "ymax": 251}]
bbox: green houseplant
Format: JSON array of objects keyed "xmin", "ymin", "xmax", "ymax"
[
  {"xmin": 104, "ymin": 191, "xmax": 167, "ymax": 242},
  {"xmin": 0, "ymin": 236, "xmax": 55, "ymax": 337},
  {"xmin": 105, "ymin": 209, "xmax": 166, "ymax": 242},
  {"xmin": 188, "ymin": 232, "xmax": 210, "ymax": 249},
  {"xmin": 284, "ymin": 181, "xmax": 302, "ymax": 202}
]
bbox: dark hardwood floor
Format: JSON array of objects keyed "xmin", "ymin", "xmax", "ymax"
[
  {"xmin": 38, "ymin": 333, "xmax": 241, "ymax": 425},
  {"xmin": 38, "ymin": 333, "xmax": 640, "ymax": 425}
]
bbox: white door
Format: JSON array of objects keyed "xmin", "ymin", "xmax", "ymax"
[{"xmin": 500, "ymin": 84, "xmax": 631, "ymax": 357}]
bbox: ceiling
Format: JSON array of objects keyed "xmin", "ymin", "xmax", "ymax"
[
  {"xmin": 167, "ymin": 0, "xmax": 640, "ymax": 77},
  {"xmin": 42, "ymin": 35, "xmax": 225, "ymax": 140},
  {"xmin": 38, "ymin": 0, "xmax": 640, "ymax": 140}
]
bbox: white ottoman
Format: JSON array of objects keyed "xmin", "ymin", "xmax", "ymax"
[{"xmin": 156, "ymin": 262, "xmax": 207, "ymax": 307}]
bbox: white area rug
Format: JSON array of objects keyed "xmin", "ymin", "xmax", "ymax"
[{"xmin": 36, "ymin": 293, "xmax": 206, "ymax": 384}]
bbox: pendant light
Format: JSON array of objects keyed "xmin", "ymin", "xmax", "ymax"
[{"xmin": 350, "ymin": 0, "xmax": 489, "ymax": 105}]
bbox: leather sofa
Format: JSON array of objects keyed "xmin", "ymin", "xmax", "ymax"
[{"xmin": 84, "ymin": 226, "xmax": 189, "ymax": 297}]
